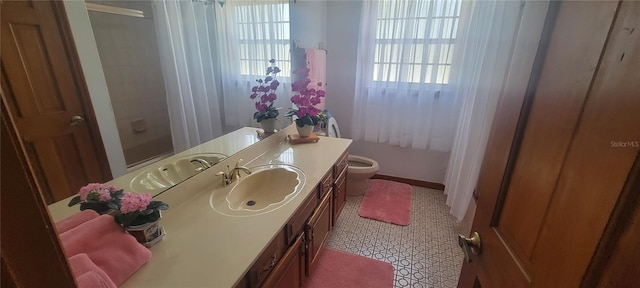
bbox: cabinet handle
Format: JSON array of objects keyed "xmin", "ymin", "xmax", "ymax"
[{"xmin": 262, "ymin": 253, "xmax": 277, "ymax": 272}]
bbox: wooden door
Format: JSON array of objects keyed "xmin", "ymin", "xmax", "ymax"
[
  {"xmin": 1, "ymin": 0, "xmax": 111, "ymax": 204},
  {"xmin": 458, "ymin": 1, "xmax": 640, "ymax": 287},
  {"xmin": 1, "ymin": 100, "xmax": 76, "ymax": 287}
]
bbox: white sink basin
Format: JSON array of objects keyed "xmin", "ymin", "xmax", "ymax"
[
  {"xmin": 210, "ymin": 164, "xmax": 306, "ymax": 217},
  {"xmin": 130, "ymin": 153, "xmax": 227, "ymax": 192}
]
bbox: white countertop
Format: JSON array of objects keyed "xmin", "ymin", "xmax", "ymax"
[{"xmin": 106, "ymin": 125, "xmax": 351, "ymax": 287}]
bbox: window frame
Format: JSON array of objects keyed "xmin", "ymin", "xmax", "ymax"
[{"xmin": 372, "ymin": 2, "xmax": 461, "ymax": 85}]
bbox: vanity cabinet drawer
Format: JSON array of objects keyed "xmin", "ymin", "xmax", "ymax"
[
  {"xmin": 318, "ymin": 170, "xmax": 333, "ymax": 199},
  {"xmin": 246, "ymin": 228, "xmax": 288, "ymax": 287},
  {"xmin": 334, "ymin": 152, "xmax": 348, "ymax": 178},
  {"xmin": 286, "ymin": 190, "xmax": 318, "ymax": 246}
]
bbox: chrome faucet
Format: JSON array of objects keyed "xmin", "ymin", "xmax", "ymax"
[
  {"xmin": 190, "ymin": 158, "xmax": 212, "ymax": 172},
  {"xmin": 216, "ymin": 159, "xmax": 252, "ymax": 186}
]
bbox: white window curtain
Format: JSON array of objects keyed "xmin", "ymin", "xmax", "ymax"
[
  {"xmin": 444, "ymin": 0, "xmax": 546, "ymax": 221},
  {"xmin": 352, "ymin": 0, "xmax": 463, "ymax": 151},
  {"xmin": 153, "ymin": 0, "xmax": 223, "ymax": 152},
  {"xmin": 214, "ymin": 0, "xmax": 292, "ymax": 128}
]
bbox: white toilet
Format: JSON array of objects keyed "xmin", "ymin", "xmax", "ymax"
[{"xmin": 327, "ymin": 117, "xmax": 379, "ymax": 196}]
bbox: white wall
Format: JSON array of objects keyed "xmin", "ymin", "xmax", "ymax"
[
  {"xmin": 63, "ymin": 1, "xmax": 128, "ymax": 177},
  {"xmin": 289, "ymin": 0, "xmax": 327, "ymax": 50},
  {"xmin": 323, "ymin": 1, "xmax": 450, "ymax": 184}
]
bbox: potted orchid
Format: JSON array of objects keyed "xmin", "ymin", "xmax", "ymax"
[
  {"xmin": 114, "ymin": 192, "xmax": 169, "ymax": 246},
  {"xmin": 251, "ymin": 59, "xmax": 282, "ymax": 133},
  {"xmin": 286, "ymin": 67, "xmax": 326, "ymax": 137},
  {"xmin": 68, "ymin": 183, "xmax": 123, "ymax": 214}
]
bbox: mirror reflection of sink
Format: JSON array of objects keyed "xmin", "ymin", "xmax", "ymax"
[
  {"xmin": 210, "ymin": 164, "xmax": 306, "ymax": 217},
  {"xmin": 130, "ymin": 153, "xmax": 227, "ymax": 192}
]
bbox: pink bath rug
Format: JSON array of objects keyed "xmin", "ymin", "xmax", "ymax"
[
  {"xmin": 304, "ymin": 248, "xmax": 394, "ymax": 288},
  {"xmin": 357, "ymin": 179, "xmax": 412, "ymax": 226}
]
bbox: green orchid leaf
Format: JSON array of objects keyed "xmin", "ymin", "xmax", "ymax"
[
  {"xmin": 140, "ymin": 209, "xmax": 153, "ymax": 216},
  {"xmin": 285, "ymin": 110, "xmax": 296, "ymax": 117},
  {"xmin": 148, "ymin": 201, "xmax": 169, "ymax": 210},
  {"xmin": 68, "ymin": 196, "xmax": 81, "ymax": 207},
  {"xmin": 112, "ymin": 189, "xmax": 124, "ymax": 198},
  {"xmin": 302, "ymin": 116, "xmax": 314, "ymax": 126},
  {"xmin": 115, "ymin": 211, "xmax": 140, "ymax": 228}
]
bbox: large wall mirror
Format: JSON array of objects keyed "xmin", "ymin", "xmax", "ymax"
[{"xmin": 47, "ymin": 0, "xmax": 296, "ymax": 215}]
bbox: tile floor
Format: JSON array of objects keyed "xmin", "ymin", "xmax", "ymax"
[{"xmin": 326, "ymin": 186, "xmax": 464, "ymax": 288}]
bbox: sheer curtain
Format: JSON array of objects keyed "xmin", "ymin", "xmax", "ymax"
[
  {"xmin": 214, "ymin": 0, "xmax": 291, "ymax": 128},
  {"xmin": 444, "ymin": 0, "xmax": 543, "ymax": 221},
  {"xmin": 352, "ymin": 0, "xmax": 463, "ymax": 151},
  {"xmin": 153, "ymin": 0, "xmax": 223, "ymax": 153}
]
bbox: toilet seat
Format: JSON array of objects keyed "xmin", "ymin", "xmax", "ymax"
[
  {"xmin": 347, "ymin": 155, "xmax": 379, "ymax": 175},
  {"xmin": 327, "ymin": 117, "xmax": 341, "ymax": 138}
]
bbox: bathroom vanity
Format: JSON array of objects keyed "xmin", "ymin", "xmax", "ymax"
[{"xmin": 50, "ymin": 124, "xmax": 351, "ymax": 287}]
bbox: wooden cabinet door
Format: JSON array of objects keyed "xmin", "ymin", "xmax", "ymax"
[
  {"xmin": 261, "ymin": 234, "xmax": 305, "ymax": 288},
  {"xmin": 458, "ymin": 1, "xmax": 640, "ymax": 287},
  {"xmin": 333, "ymin": 167, "xmax": 347, "ymax": 225},
  {"xmin": 305, "ymin": 191, "xmax": 332, "ymax": 276},
  {"xmin": 1, "ymin": 0, "xmax": 110, "ymax": 204},
  {"xmin": 246, "ymin": 229, "xmax": 287, "ymax": 287}
]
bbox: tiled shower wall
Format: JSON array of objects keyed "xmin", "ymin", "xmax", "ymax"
[{"xmin": 88, "ymin": 1, "xmax": 172, "ymax": 166}]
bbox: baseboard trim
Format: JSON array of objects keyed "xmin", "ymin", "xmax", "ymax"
[{"xmin": 372, "ymin": 174, "xmax": 445, "ymax": 191}]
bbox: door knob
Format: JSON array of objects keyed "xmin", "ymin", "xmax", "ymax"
[
  {"xmin": 458, "ymin": 232, "xmax": 482, "ymax": 262},
  {"xmin": 70, "ymin": 115, "xmax": 85, "ymax": 126}
]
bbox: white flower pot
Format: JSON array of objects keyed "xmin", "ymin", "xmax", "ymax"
[
  {"xmin": 296, "ymin": 124, "xmax": 314, "ymax": 138},
  {"xmin": 124, "ymin": 212, "xmax": 165, "ymax": 247},
  {"xmin": 260, "ymin": 118, "xmax": 277, "ymax": 133}
]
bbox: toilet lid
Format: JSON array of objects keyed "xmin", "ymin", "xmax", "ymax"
[{"xmin": 327, "ymin": 117, "xmax": 341, "ymax": 138}]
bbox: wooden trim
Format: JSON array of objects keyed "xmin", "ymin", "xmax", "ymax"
[
  {"xmin": 53, "ymin": 1, "xmax": 112, "ymax": 181},
  {"xmin": 581, "ymin": 153, "xmax": 640, "ymax": 286},
  {"xmin": 489, "ymin": 0, "xmax": 561, "ymax": 227},
  {"xmin": 1, "ymin": 98, "xmax": 76, "ymax": 287},
  {"xmin": 85, "ymin": 2, "xmax": 145, "ymax": 18},
  {"xmin": 372, "ymin": 174, "xmax": 445, "ymax": 191}
]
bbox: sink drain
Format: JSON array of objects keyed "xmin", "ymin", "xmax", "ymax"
[{"xmin": 246, "ymin": 200, "xmax": 256, "ymax": 206}]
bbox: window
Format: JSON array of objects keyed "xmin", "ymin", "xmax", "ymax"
[
  {"xmin": 373, "ymin": 0, "xmax": 461, "ymax": 84},
  {"xmin": 235, "ymin": 1, "xmax": 291, "ymax": 77}
]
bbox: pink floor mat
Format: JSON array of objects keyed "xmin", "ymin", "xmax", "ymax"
[
  {"xmin": 304, "ymin": 248, "xmax": 394, "ymax": 288},
  {"xmin": 357, "ymin": 179, "xmax": 412, "ymax": 226}
]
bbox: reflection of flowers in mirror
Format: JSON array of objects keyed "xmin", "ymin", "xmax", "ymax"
[
  {"xmin": 251, "ymin": 59, "xmax": 282, "ymax": 123},
  {"xmin": 317, "ymin": 109, "xmax": 331, "ymax": 129},
  {"xmin": 286, "ymin": 66, "xmax": 326, "ymax": 127},
  {"xmin": 68, "ymin": 183, "xmax": 123, "ymax": 214}
]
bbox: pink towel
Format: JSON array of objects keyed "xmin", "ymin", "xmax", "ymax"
[
  {"xmin": 59, "ymin": 215, "xmax": 152, "ymax": 286},
  {"xmin": 67, "ymin": 253, "xmax": 116, "ymax": 288},
  {"xmin": 56, "ymin": 210, "xmax": 99, "ymax": 234},
  {"xmin": 76, "ymin": 272, "xmax": 116, "ymax": 288}
]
